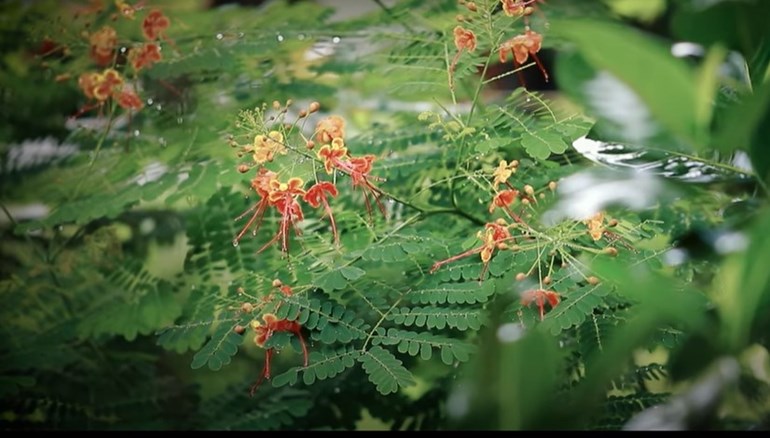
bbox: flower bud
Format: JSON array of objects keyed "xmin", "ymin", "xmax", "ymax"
[
  {"xmin": 309, "ymin": 101, "xmax": 320, "ymax": 113},
  {"xmin": 604, "ymin": 247, "xmax": 618, "ymax": 257},
  {"xmin": 587, "ymin": 276, "xmax": 599, "ymax": 285},
  {"xmin": 234, "ymin": 325, "xmax": 246, "ymax": 335},
  {"xmin": 241, "ymin": 302, "xmax": 254, "ymax": 313},
  {"xmin": 515, "ymin": 272, "xmax": 526, "ymax": 281},
  {"xmin": 548, "ymin": 181, "xmax": 557, "ymax": 191},
  {"xmin": 272, "ymin": 279, "xmax": 282, "ymax": 288},
  {"xmin": 237, "ymin": 164, "xmax": 250, "ymax": 173},
  {"xmin": 543, "ymin": 276, "xmax": 552, "ymax": 285},
  {"xmin": 272, "ymin": 100, "xmax": 281, "ymax": 110},
  {"xmin": 306, "ymin": 140, "xmax": 315, "ymax": 150}
]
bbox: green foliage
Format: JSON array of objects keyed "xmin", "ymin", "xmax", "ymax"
[{"xmin": 3, "ymin": 0, "xmax": 770, "ymax": 432}]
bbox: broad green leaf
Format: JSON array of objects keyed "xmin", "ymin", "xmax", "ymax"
[{"xmin": 554, "ymin": 19, "xmax": 699, "ymax": 146}]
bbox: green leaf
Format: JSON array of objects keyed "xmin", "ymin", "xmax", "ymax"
[
  {"xmin": 371, "ymin": 328, "xmax": 475, "ymax": 364},
  {"xmin": 272, "ymin": 346, "xmax": 361, "ymax": 388},
  {"xmin": 553, "ymin": 18, "xmax": 699, "ymax": 146},
  {"xmin": 274, "ymin": 296, "xmax": 369, "ymax": 344},
  {"xmin": 358, "ymin": 346, "xmax": 416, "ymax": 395},
  {"xmin": 190, "ymin": 322, "xmax": 243, "ymax": 371},
  {"xmin": 314, "ymin": 265, "xmax": 366, "ymax": 291},
  {"xmin": 406, "ymin": 280, "xmax": 495, "ymax": 305},
  {"xmin": 76, "ymin": 264, "xmax": 183, "ymax": 341},
  {"xmin": 475, "ymin": 137, "xmax": 511, "ymax": 154},
  {"xmin": 388, "ymin": 306, "xmax": 483, "ymax": 330},
  {"xmin": 540, "ymin": 284, "xmax": 610, "ymax": 336}
]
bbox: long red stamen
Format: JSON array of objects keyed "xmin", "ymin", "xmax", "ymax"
[
  {"xmin": 531, "ymin": 53, "xmax": 549, "ymax": 82},
  {"xmin": 429, "ymin": 247, "xmax": 484, "ymax": 274},
  {"xmin": 322, "ymin": 199, "xmax": 339, "ymax": 245},
  {"xmin": 233, "ymin": 198, "xmax": 269, "ymax": 245},
  {"xmin": 250, "ymin": 348, "xmax": 274, "ymax": 397}
]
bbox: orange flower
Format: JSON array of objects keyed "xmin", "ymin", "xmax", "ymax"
[
  {"xmin": 501, "ymin": 0, "xmax": 538, "ymax": 17},
  {"xmin": 492, "ymin": 160, "xmax": 517, "ymax": 189},
  {"xmin": 116, "ymin": 89, "xmax": 143, "ymax": 110},
  {"xmin": 142, "ymin": 9, "xmax": 170, "ymax": 41},
  {"xmin": 251, "ymin": 131, "xmax": 287, "ymax": 164},
  {"xmin": 78, "ymin": 72, "xmax": 101, "ymax": 100},
  {"xmin": 585, "ymin": 211, "xmax": 605, "ymax": 241},
  {"xmin": 115, "ymin": 0, "xmax": 144, "ymax": 19},
  {"xmin": 449, "ymin": 26, "xmax": 477, "ymax": 90},
  {"xmin": 315, "ymin": 115, "xmax": 345, "ymax": 144},
  {"xmin": 88, "ymin": 26, "xmax": 117, "ymax": 66},
  {"xmin": 453, "ymin": 26, "xmax": 477, "ymax": 52},
  {"xmin": 499, "ymin": 30, "xmax": 548, "ymax": 81},
  {"xmin": 128, "ymin": 43, "xmax": 161, "ymax": 71},
  {"xmin": 268, "ymin": 177, "xmax": 306, "ymax": 204},
  {"xmin": 233, "ymin": 168, "xmax": 279, "ymax": 247},
  {"xmin": 92, "ymin": 68, "xmax": 124, "ymax": 101},
  {"xmin": 430, "ymin": 220, "xmax": 513, "ymax": 281},
  {"xmin": 317, "ymin": 137, "xmax": 348, "ymax": 173},
  {"xmin": 489, "ymin": 189, "xmax": 519, "ymax": 213},
  {"xmin": 249, "ymin": 313, "xmax": 308, "ymax": 396},
  {"xmin": 260, "ymin": 177, "xmax": 307, "ymax": 253},
  {"xmin": 521, "ymin": 289, "xmax": 560, "ymax": 320},
  {"xmin": 250, "ymin": 168, "xmax": 278, "ymax": 198},
  {"xmin": 303, "ymin": 181, "xmax": 339, "ymax": 245}
]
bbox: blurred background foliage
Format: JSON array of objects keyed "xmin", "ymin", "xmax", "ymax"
[{"xmin": 1, "ymin": 0, "xmax": 770, "ymax": 430}]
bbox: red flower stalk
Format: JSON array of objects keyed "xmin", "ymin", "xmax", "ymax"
[
  {"xmin": 317, "ymin": 138, "xmax": 386, "ymax": 222},
  {"xmin": 499, "ymin": 29, "xmax": 548, "ymax": 84},
  {"xmin": 303, "ymin": 181, "xmax": 340, "ymax": 245},
  {"xmin": 430, "ymin": 220, "xmax": 513, "ymax": 281},
  {"xmin": 449, "ymin": 26, "xmax": 477, "ymax": 91},
  {"xmin": 249, "ymin": 313, "xmax": 309, "ymax": 396},
  {"xmin": 521, "ymin": 289, "xmax": 560, "ymax": 320}
]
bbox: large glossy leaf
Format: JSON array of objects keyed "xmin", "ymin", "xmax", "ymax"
[{"xmin": 553, "ymin": 19, "xmax": 700, "ymax": 147}]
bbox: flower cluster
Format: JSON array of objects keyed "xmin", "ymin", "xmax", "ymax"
[
  {"xmin": 42, "ymin": 3, "xmax": 173, "ymax": 119},
  {"xmin": 449, "ymin": 0, "xmax": 549, "ymax": 90},
  {"xmin": 231, "ymin": 103, "xmax": 383, "ymax": 254}
]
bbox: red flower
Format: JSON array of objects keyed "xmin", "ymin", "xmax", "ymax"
[
  {"xmin": 316, "ymin": 137, "xmax": 386, "ymax": 222},
  {"xmin": 317, "ymin": 138, "xmax": 348, "ymax": 173},
  {"xmin": 249, "ymin": 312, "xmax": 308, "ymax": 396},
  {"xmin": 521, "ymin": 289, "xmax": 560, "ymax": 320},
  {"xmin": 303, "ymin": 181, "xmax": 340, "ymax": 245},
  {"xmin": 489, "ymin": 189, "xmax": 519, "ymax": 213},
  {"xmin": 116, "ymin": 89, "xmax": 143, "ymax": 110},
  {"xmin": 142, "ymin": 9, "xmax": 170, "ymax": 41},
  {"xmin": 261, "ymin": 177, "xmax": 306, "ymax": 253},
  {"xmin": 92, "ymin": 68, "xmax": 124, "ymax": 101},
  {"xmin": 128, "ymin": 43, "xmax": 161, "ymax": 71}
]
